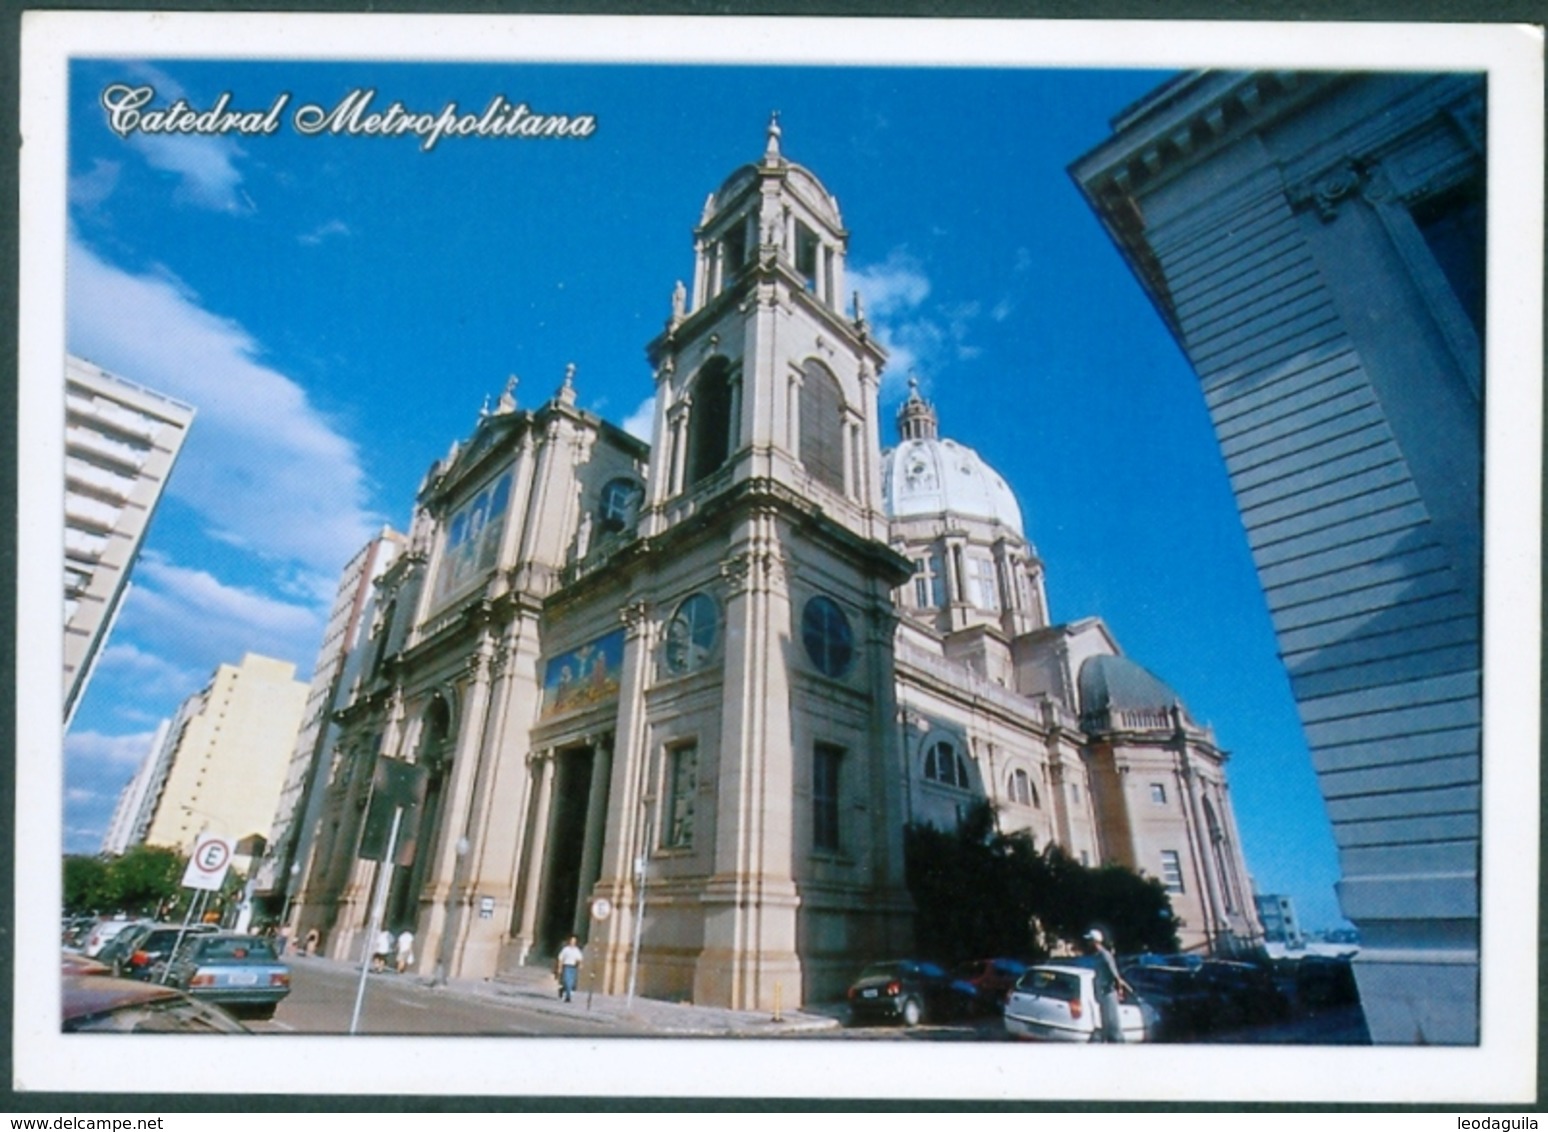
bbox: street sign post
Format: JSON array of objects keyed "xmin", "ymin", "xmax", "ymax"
[
  {"xmin": 181, "ymin": 833, "xmax": 235, "ymax": 891},
  {"xmin": 349, "ymin": 757, "xmax": 426, "ymax": 1035},
  {"xmin": 161, "ymin": 833, "xmax": 235, "ymax": 984}
]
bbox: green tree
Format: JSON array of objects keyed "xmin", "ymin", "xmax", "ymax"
[
  {"xmin": 904, "ymin": 802, "xmax": 1180, "ymax": 962},
  {"xmin": 103, "ymin": 845, "xmax": 185, "ymax": 917},
  {"xmin": 62, "ymin": 855, "xmax": 112, "ymax": 915}
]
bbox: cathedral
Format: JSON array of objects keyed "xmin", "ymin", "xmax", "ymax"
[{"xmin": 292, "ymin": 120, "xmax": 1261, "ymax": 1009}]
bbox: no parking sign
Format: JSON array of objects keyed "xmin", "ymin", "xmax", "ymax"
[{"xmin": 181, "ymin": 833, "xmax": 235, "ymax": 891}]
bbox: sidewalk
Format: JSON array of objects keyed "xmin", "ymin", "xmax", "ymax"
[{"xmin": 295, "ymin": 950, "xmax": 843, "ymax": 1037}]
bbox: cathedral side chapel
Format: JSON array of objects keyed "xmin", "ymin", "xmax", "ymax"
[{"xmin": 294, "ymin": 120, "xmax": 1262, "ymax": 1009}]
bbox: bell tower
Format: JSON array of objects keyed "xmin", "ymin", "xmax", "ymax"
[
  {"xmin": 593, "ymin": 119, "xmax": 913, "ymax": 1010},
  {"xmin": 640, "ymin": 114, "xmax": 891, "ymax": 541}
]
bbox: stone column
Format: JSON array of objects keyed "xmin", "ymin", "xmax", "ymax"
[
  {"xmin": 570, "ymin": 733, "xmax": 614, "ymax": 940},
  {"xmin": 510, "ymin": 748, "xmax": 557, "ymax": 961},
  {"xmin": 450, "ymin": 626, "xmax": 535, "ymax": 979},
  {"xmin": 693, "ymin": 508, "xmax": 802, "ymax": 1011},
  {"xmin": 591, "ymin": 600, "xmax": 654, "ymax": 993},
  {"xmin": 419, "ymin": 636, "xmax": 497, "ymax": 981}
]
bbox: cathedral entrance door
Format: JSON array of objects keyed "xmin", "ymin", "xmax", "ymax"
[{"xmin": 537, "ymin": 745, "xmax": 596, "ymax": 956}]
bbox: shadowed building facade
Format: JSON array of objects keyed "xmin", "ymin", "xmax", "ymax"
[
  {"xmin": 292, "ymin": 123, "xmax": 1260, "ymax": 1008},
  {"xmin": 1072, "ymin": 71, "xmax": 1484, "ymax": 1044}
]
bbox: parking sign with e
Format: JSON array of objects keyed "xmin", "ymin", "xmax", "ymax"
[{"xmin": 181, "ymin": 833, "xmax": 235, "ymax": 891}]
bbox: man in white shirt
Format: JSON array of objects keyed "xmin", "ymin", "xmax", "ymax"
[{"xmin": 555, "ymin": 936, "xmax": 584, "ymax": 1002}]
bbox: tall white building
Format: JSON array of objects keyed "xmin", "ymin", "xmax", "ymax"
[
  {"xmin": 100, "ymin": 718, "xmax": 171, "ymax": 855},
  {"xmin": 117, "ymin": 653, "xmax": 309, "ymax": 862},
  {"xmin": 64, "ymin": 355, "xmax": 194, "ymax": 725},
  {"xmin": 253, "ymin": 528, "xmax": 406, "ymax": 919}
]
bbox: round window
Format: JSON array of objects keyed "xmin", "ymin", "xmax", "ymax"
[
  {"xmin": 802, "ymin": 595, "xmax": 854, "ymax": 678},
  {"xmin": 664, "ymin": 592, "xmax": 719, "ymax": 674}
]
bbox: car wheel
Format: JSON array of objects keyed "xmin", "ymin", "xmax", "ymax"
[{"xmin": 900, "ymin": 996, "xmax": 923, "ymax": 1027}]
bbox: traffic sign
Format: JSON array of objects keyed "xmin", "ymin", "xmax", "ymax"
[
  {"xmin": 591, "ymin": 897, "xmax": 613, "ymax": 921},
  {"xmin": 181, "ymin": 833, "xmax": 236, "ymax": 891}
]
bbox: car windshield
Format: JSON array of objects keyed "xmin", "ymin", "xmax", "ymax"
[
  {"xmin": 857, "ymin": 962, "xmax": 905, "ymax": 980},
  {"xmin": 195, "ymin": 938, "xmax": 278, "ymax": 962},
  {"xmin": 1016, "ymin": 968, "xmax": 1082, "ymax": 1001}
]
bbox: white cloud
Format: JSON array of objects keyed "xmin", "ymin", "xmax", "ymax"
[
  {"xmin": 69, "ymin": 158, "xmax": 121, "ymax": 209},
  {"xmin": 105, "ymin": 62, "xmax": 250, "ymax": 214},
  {"xmin": 133, "ymin": 134, "xmax": 249, "ymax": 213},
  {"xmin": 67, "ymin": 235, "xmax": 382, "ymax": 574},
  {"xmin": 118, "ymin": 552, "xmax": 324, "ymax": 676},
  {"xmin": 851, "ymin": 250, "xmax": 993, "ymax": 397},
  {"xmin": 621, "ymin": 395, "xmax": 656, "ymax": 443},
  {"xmin": 97, "ymin": 640, "xmax": 202, "ymax": 698},
  {"xmin": 64, "ymin": 728, "xmax": 158, "ymax": 771},
  {"xmin": 299, "ymin": 219, "xmax": 351, "ymax": 246},
  {"xmin": 851, "ymin": 250, "xmax": 931, "ymax": 318}
]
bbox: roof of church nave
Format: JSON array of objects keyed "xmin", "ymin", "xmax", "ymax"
[
  {"xmin": 881, "ymin": 376, "xmax": 1025, "ymax": 537},
  {"xmin": 1077, "ymin": 653, "xmax": 1189, "ymax": 720},
  {"xmin": 703, "ymin": 113, "xmax": 844, "ymax": 231}
]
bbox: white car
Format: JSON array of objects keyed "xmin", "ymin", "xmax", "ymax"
[
  {"xmin": 1004, "ymin": 963, "xmax": 1155, "ymax": 1042},
  {"xmin": 81, "ymin": 918, "xmax": 140, "ymax": 959}
]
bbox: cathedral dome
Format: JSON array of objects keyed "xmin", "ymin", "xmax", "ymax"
[
  {"xmin": 881, "ymin": 380, "xmax": 1024, "ymax": 536},
  {"xmin": 1077, "ymin": 654, "xmax": 1184, "ymax": 718}
]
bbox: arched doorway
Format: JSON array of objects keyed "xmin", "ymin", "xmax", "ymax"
[{"xmin": 387, "ymin": 695, "xmax": 452, "ymax": 932}]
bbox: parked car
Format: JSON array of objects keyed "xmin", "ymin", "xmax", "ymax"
[
  {"xmin": 164, "ymin": 933, "xmax": 291, "ymax": 1020},
  {"xmin": 101, "ymin": 922, "xmax": 217, "ymax": 980},
  {"xmin": 1286, "ymin": 955, "xmax": 1361, "ymax": 1013},
  {"xmin": 81, "ymin": 917, "xmax": 138, "ymax": 958},
  {"xmin": 61, "ymin": 916, "xmax": 98, "ymax": 949},
  {"xmin": 1120, "ymin": 963, "xmax": 1214, "ymax": 1040},
  {"xmin": 949, "ymin": 957, "xmax": 1029, "ymax": 1014},
  {"xmin": 61, "ymin": 952, "xmax": 112, "ymax": 976},
  {"xmin": 63, "ymin": 974, "xmax": 249, "ymax": 1033},
  {"xmin": 845, "ymin": 959, "xmax": 958, "ymax": 1027},
  {"xmin": 1003, "ymin": 962, "xmax": 1156, "ymax": 1042},
  {"xmin": 1197, "ymin": 959, "xmax": 1292, "ymax": 1026},
  {"xmin": 92, "ymin": 921, "xmax": 152, "ymax": 972}
]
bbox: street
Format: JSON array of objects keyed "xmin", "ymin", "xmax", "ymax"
[
  {"xmin": 237, "ymin": 954, "xmax": 1366, "ymax": 1043},
  {"xmin": 247, "ymin": 957, "xmax": 650, "ymax": 1037},
  {"xmin": 245, "ymin": 953, "xmax": 1007, "ymax": 1039}
]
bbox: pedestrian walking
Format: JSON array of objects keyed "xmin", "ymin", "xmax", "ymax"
[
  {"xmin": 396, "ymin": 928, "xmax": 416, "ymax": 974},
  {"xmin": 373, "ymin": 927, "xmax": 394, "ymax": 973},
  {"xmin": 555, "ymin": 936, "xmax": 583, "ymax": 1002},
  {"xmin": 1083, "ymin": 928, "xmax": 1132, "ymax": 1042}
]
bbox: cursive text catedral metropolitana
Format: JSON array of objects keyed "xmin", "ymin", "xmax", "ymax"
[{"xmin": 99, "ymin": 84, "xmax": 598, "ymax": 152}]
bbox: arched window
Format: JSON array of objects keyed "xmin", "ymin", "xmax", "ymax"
[
  {"xmin": 923, "ymin": 740, "xmax": 971, "ymax": 790},
  {"xmin": 685, "ymin": 358, "xmax": 733, "ymax": 488},
  {"xmin": 1008, "ymin": 768, "xmax": 1032, "ymax": 806},
  {"xmin": 598, "ymin": 478, "xmax": 642, "ymax": 532},
  {"xmin": 664, "ymin": 592, "xmax": 719, "ymax": 675},
  {"xmin": 799, "ymin": 360, "xmax": 846, "ymax": 493},
  {"xmin": 801, "ymin": 595, "xmax": 854, "ymax": 678}
]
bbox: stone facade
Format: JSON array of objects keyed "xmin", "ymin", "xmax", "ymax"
[
  {"xmin": 1071, "ymin": 71, "xmax": 1484, "ymax": 1043},
  {"xmin": 291, "ymin": 122, "xmax": 1260, "ymax": 1008}
]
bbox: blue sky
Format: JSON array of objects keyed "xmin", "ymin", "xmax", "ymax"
[{"xmin": 62, "ymin": 58, "xmax": 1348, "ymax": 929}]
